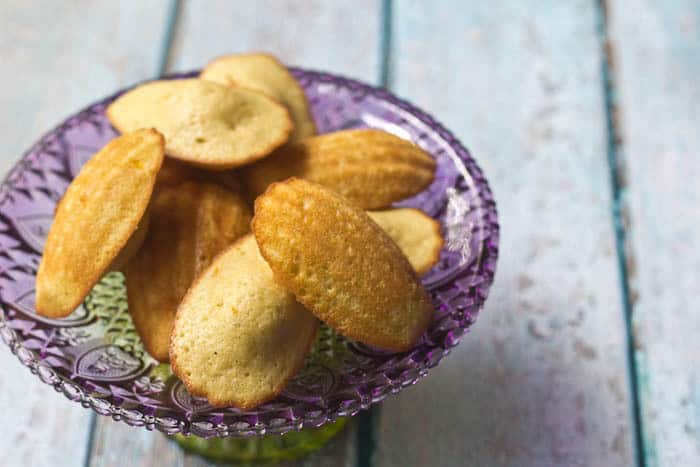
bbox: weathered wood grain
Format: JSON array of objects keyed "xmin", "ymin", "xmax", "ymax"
[
  {"xmin": 607, "ymin": 1, "xmax": 700, "ymax": 466},
  {"xmin": 373, "ymin": 1, "xmax": 636, "ymax": 466},
  {"xmin": 0, "ymin": 2, "xmax": 171, "ymax": 466},
  {"xmin": 168, "ymin": 0, "xmax": 382, "ymax": 82},
  {"xmin": 88, "ymin": 1, "xmax": 381, "ymax": 465}
]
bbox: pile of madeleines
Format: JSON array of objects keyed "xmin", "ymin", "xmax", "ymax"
[{"xmin": 34, "ymin": 53, "xmax": 443, "ymax": 409}]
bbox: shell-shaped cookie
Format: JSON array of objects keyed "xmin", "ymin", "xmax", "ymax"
[
  {"xmin": 201, "ymin": 53, "xmax": 316, "ymax": 142},
  {"xmin": 125, "ymin": 182, "xmax": 251, "ymax": 362},
  {"xmin": 36, "ymin": 129, "xmax": 164, "ymax": 318},
  {"xmin": 253, "ymin": 178, "xmax": 434, "ymax": 351},
  {"xmin": 170, "ymin": 235, "xmax": 318, "ymax": 409},
  {"xmin": 107, "ymin": 79, "xmax": 292, "ymax": 169},
  {"xmin": 368, "ymin": 208, "xmax": 444, "ymax": 275},
  {"xmin": 241, "ymin": 129, "xmax": 436, "ymax": 209}
]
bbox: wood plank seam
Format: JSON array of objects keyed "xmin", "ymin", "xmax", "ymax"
[
  {"xmin": 158, "ymin": 0, "xmax": 184, "ymax": 77},
  {"xmin": 379, "ymin": 0, "xmax": 393, "ymax": 89},
  {"xmin": 595, "ymin": 1, "xmax": 646, "ymax": 466},
  {"xmin": 357, "ymin": 409, "xmax": 378, "ymax": 467},
  {"xmin": 82, "ymin": 415, "xmax": 98, "ymax": 467}
]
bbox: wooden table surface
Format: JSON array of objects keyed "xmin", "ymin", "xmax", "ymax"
[{"xmin": 1, "ymin": 1, "xmax": 698, "ymax": 466}]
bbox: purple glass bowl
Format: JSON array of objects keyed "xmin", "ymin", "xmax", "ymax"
[{"xmin": 0, "ymin": 69, "xmax": 499, "ymax": 438}]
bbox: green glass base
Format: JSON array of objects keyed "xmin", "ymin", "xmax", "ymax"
[{"xmin": 172, "ymin": 418, "xmax": 347, "ymax": 464}]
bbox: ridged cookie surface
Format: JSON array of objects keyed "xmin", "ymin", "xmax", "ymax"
[
  {"xmin": 241, "ymin": 129, "xmax": 436, "ymax": 209},
  {"xmin": 368, "ymin": 208, "xmax": 444, "ymax": 275},
  {"xmin": 253, "ymin": 179, "xmax": 434, "ymax": 351},
  {"xmin": 125, "ymin": 182, "xmax": 251, "ymax": 362},
  {"xmin": 36, "ymin": 129, "xmax": 164, "ymax": 318},
  {"xmin": 201, "ymin": 53, "xmax": 316, "ymax": 142},
  {"xmin": 107, "ymin": 79, "xmax": 292, "ymax": 169},
  {"xmin": 170, "ymin": 235, "xmax": 318, "ymax": 409}
]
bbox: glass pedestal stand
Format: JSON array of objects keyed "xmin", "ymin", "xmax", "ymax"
[
  {"xmin": 0, "ymin": 64, "xmax": 499, "ymax": 467},
  {"xmin": 172, "ymin": 418, "xmax": 347, "ymax": 464}
]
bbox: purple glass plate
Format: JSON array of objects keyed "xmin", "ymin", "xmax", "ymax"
[{"xmin": 0, "ymin": 69, "xmax": 499, "ymax": 438}]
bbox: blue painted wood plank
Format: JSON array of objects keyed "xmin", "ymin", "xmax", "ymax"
[
  {"xmin": 373, "ymin": 1, "xmax": 636, "ymax": 466},
  {"xmin": 607, "ymin": 1, "xmax": 700, "ymax": 466},
  {"xmin": 0, "ymin": 2, "xmax": 172, "ymax": 466}
]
